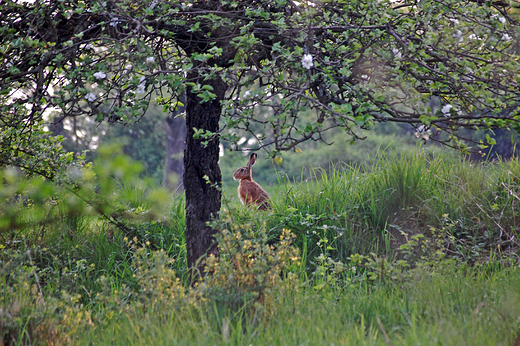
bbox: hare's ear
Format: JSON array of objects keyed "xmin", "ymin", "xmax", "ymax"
[{"xmin": 248, "ymin": 153, "xmax": 257, "ymax": 167}]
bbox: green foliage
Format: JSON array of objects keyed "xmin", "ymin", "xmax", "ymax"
[
  {"xmin": 0, "ymin": 251, "xmax": 94, "ymax": 345},
  {"xmin": 3, "ymin": 0, "xmax": 520, "ymax": 171},
  {"xmin": 203, "ymin": 213, "xmax": 300, "ymax": 317},
  {"xmin": 2, "ymin": 146, "xmax": 520, "ymax": 345},
  {"xmin": 258, "ymin": 150, "xmax": 519, "ymax": 274},
  {"xmin": 0, "ymin": 144, "xmax": 186, "ymax": 317},
  {"xmin": 71, "ymin": 257, "xmax": 520, "ymax": 345}
]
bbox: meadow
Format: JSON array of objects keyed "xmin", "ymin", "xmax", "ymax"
[{"xmin": 1, "ymin": 148, "xmax": 519, "ymax": 345}]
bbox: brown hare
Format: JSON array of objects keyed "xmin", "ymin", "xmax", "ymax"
[{"xmin": 233, "ymin": 153, "xmax": 271, "ymax": 210}]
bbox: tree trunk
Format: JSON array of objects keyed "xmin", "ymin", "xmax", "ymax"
[
  {"xmin": 183, "ymin": 71, "xmax": 226, "ymax": 275},
  {"xmin": 163, "ymin": 99, "xmax": 187, "ymax": 191}
]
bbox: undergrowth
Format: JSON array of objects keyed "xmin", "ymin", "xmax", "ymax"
[{"xmin": 1, "ymin": 149, "xmax": 519, "ymax": 345}]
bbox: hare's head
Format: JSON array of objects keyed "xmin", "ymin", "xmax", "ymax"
[{"xmin": 233, "ymin": 153, "xmax": 257, "ymax": 181}]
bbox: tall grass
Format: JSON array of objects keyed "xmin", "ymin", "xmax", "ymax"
[
  {"xmin": 1, "ymin": 149, "xmax": 520, "ymax": 345},
  {"xmin": 73, "ymin": 264, "xmax": 520, "ymax": 345},
  {"xmin": 272, "ymin": 151, "xmax": 520, "ymax": 268}
]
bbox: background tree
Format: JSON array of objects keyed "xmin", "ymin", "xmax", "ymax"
[
  {"xmin": 2, "ymin": 0, "xmax": 520, "ymax": 272},
  {"xmin": 163, "ymin": 101, "xmax": 186, "ymax": 191},
  {"xmin": 47, "ymin": 105, "xmax": 171, "ymax": 184}
]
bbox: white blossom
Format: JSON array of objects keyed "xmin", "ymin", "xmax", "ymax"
[
  {"xmin": 136, "ymin": 76, "xmax": 147, "ymax": 94},
  {"xmin": 136, "ymin": 83, "xmax": 146, "ymax": 94},
  {"xmin": 93, "ymin": 71, "xmax": 106, "ymax": 80},
  {"xmin": 468, "ymin": 34, "xmax": 480, "ymax": 40},
  {"xmin": 441, "ymin": 104, "xmax": 452, "ymax": 117},
  {"xmin": 6, "ymin": 60, "xmax": 14, "ymax": 68},
  {"xmin": 392, "ymin": 48, "xmax": 402, "ymax": 59},
  {"xmin": 499, "ymin": 17, "xmax": 506, "ymax": 24},
  {"xmin": 415, "ymin": 125, "xmax": 432, "ymax": 141},
  {"xmin": 449, "ymin": 18, "xmax": 459, "ymax": 25},
  {"xmin": 453, "ymin": 30, "xmax": 463, "ymax": 43},
  {"xmin": 84, "ymin": 43, "xmax": 94, "ymax": 50},
  {"xmin": 85, "ymin": 93, "xmax": 97, "ymax": 102},
  {"xmin": 491, "ymin": 14, "xmax": 499, "ymax": 20},
  {"xmin": 124, "ymin": 64, "xmax": 133, "ymax": 70},
  {"xmin": 301, "ymin": 54, "xmax": 314, "ymax": 69},
  {"xmin": 502, "ymin": 33, "xmax": 512, "ymax": 42},
  {"xmin": 146, "ymin": 56, "xmax": 155, "ymax": 64},
  {"xmin": 110, "ymin": 17, "xmax": 120, "ymax": 27}
]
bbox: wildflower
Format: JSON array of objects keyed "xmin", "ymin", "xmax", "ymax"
[
  {"xmin": 449, "ymin": 18, "xmax": 459, "ymax": 25},
  {"xmin": 93, "ymin": 71, "xmax": 106, "ymax": 80},
  {"xmin": 415, "ymin": 125, "xmax": 432, "ymax": 141},
  {"xmin": 124, "ymin": 64, "xmax": 133, "ymax": 70},
  {"xmin": 85, "ymin": 93, "xmax": 97, "ymax": 102},
  {"xmin": 146, "ymin": 56, "xmax": 155, "ymax": 64},
  {"xmin": 301, "ymin": 53, "xmax": 313, "ymax": 69},
  {"xmin": 392, "ymin": 48, "xmax": 402, "ymax": 59},
  {"xmin": 499, "ymin": 17, "xmax": 506, "ymax": 24},
  {"xmin": 468, "ymin": 34, "xmax": 480, "ymax": 40},
  {"xmin": 441, "ymin": 104, "xmax": 452, "ymax": 117},
  {"xmin": 243, "ymin": 90, "xmax": 251, "ymax": 98}
]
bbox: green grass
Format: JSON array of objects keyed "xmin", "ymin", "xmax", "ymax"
[
  {"xmin": 1, "ymin": 148, "xmax": 520, "ymax": 345},
  {"xmin": 218, "ymin": 130, "xmax": 429, "ymax": 188},
  {"xmin": 257, "ymin": 151, "xmax": 520, "ymax": 267},
  {"xmin": 75, "ymin": 264, "xmax": 520, "ymax": 345}
]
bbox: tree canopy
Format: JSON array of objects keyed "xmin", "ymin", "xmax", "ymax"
[{"xmin": 2, "ymin": 0, "xmax": 520, "ymax": 269}]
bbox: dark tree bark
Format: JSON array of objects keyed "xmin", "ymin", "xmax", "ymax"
[
  {"xmin": 163, "ymin": 102, "xmax": 187, "ymax": 191},
  {"xmin": 183, "ymin": 70, "xmax": 227, "ymax": 274}
]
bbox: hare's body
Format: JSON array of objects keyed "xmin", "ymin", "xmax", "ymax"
[
  {"xmin": 237, "ymin": 178, "xmax": 271, "ymax": 210},
  {"xmin": 233, "ymin": 153, "xmax": 271, "ymax": 210}
]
